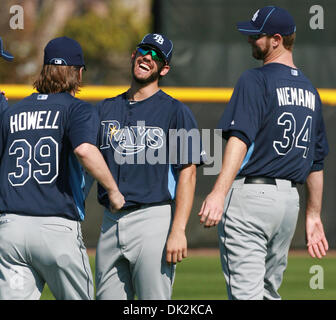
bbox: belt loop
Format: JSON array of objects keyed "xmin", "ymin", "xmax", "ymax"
[{"xmin": 275, "ymin": 179, "xmax": 291, "ymax": 191}]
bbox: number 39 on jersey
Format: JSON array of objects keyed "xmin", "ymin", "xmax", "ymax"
[{"xmin": 8, "ymin": 136, "xmax": 59, "ymax": 186}]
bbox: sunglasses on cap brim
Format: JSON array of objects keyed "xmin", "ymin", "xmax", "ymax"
[{"xmin": 136, "ymin": 46, "xmax": 167, "ymax": 64}]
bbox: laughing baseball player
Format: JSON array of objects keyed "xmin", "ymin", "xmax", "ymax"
[
  {"xmin": 198, "ymin": 6, "xmax": 329, "ymax": 299},
  {"xmin": 94, "ymin": 33, "xmax": 205, "ymax": 300},
  {"xmin": 0, "ymin": 37, "xmax": 124, "ymax": 300}
]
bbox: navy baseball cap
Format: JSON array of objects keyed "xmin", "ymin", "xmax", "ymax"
[
  {"xmin": 44, "ymin": 36, "xmax": 86, "ymax": 69},
  {"xmin": 138, "ymin": 33, "xmax": 173, "ymax": 64},
  {"xmin": 0, "ymin": 37, "xmax": 14, "ymax": 61},
  {"xmin": 237, "ymin": 6, "xmax": 296, "ymax": 36}
]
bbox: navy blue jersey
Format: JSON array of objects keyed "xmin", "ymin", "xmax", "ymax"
[
  {"xmin": 0, "ymin": 94, "xmax": 8, "ymax": 113},
  {"xmin": 96, "ymin": 89, "xmax": 204, "ymax": 209},
  {"xmin": 218, "ymin": 63, "xmax": 329, "ymax": 184},
  {"xmin": 0, "ymin": 92, "xmax": 99, "ymax": 220}
]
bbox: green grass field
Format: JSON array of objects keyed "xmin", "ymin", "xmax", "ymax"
[{"xmin": 40, "ymin": 252, "xmax": 336, "ymax": 300}]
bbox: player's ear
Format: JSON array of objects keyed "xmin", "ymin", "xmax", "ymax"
[
  {"xmin": 271, "ymin": 34, "xmax": 282, "ymax": 48},
  {"xmin": 159, "ymin": 64, "xmax": 170, "ymax": 77},
  {"xmin": 79, "ymin": 67, "xmax": 84, "ymax": 82},
  {"xmin": 131, "ymin": 50, "xmax": 137, "ymax": 61}
]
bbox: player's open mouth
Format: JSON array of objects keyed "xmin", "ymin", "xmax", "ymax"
[{"xmin": 139, "ymin": 62, "xmax": 151, "ymax": 72}]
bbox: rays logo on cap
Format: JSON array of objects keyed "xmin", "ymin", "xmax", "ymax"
[
  {"xmin": 153, "ymin": 34, "xmax": 164, "ymax": 45},
  {"xmin": 252, "ymin": 10, "xmax": 259, "ymax": 22},
  {"xmin": 138, "ymin": 33, "xmax": 173, "ymax": 63}
]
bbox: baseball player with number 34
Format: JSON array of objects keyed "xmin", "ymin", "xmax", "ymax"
[{"xmin": 199, "ymin": 6, "xmax": 329, "ymax": 300}]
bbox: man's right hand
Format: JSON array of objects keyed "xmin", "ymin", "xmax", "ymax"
[
  {"xmin": 1, "ymin": 91, "xmax": 8, "ymax": 101},
  {"xmin": 108, "ymin": 189, "xmax": 125, "ymax": 212},
  {"xmin": 198, "ymin": 190, "xmax": 226, "ymax": 228}
]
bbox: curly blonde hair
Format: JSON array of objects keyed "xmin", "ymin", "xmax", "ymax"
[{"xmin": 33, "ymin": 65, "xmax": 82, "ymax": 94}]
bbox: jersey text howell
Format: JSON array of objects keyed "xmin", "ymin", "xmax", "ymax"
[{"xmin": 10, "ymin": 111, "xmax": 60, "ymax": 133}]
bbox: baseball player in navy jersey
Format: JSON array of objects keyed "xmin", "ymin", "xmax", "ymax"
[
  {"xmin": 93, "ymin": 33, "xmax": 204, "ymax": 300},
  {"xmin": 0, "ymin": 37, "xmax": 14, "ymax": 112},
  {"xmin": 0, "ymin": 36, "xmax": 124, "ymax": 300},
  {"xmin": 198, "ymin": 6, "xmax": 329, "ymax": 300}
]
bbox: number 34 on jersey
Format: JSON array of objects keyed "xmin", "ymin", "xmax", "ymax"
[{"xmin": 273, "ymin": 112, "xmax": 312, "ymax": 159}]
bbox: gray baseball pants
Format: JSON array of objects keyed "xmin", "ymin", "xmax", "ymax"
[
  {"xmin": 0, "ymin": 213, "xmax": 93, "ymax": 300},
  {"xmin": 218, "ymin": 177, "xmax": 299, "ymax": 300},
  {"xmin": 95, "ymin": 203, "xmax": 175, "ymax": 300}
]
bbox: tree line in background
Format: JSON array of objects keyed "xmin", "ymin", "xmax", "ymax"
[{"xmin": 0, "ymin": 0, "xmax": 152, "ymax": 85}]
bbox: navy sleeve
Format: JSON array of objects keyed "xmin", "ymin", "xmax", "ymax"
[
  {"xmin": 169, "ymin": 101, "xmax": 205, "ymax": 170},
  {"xmin": 311, "ymin": 96, "xmax": 329, "ymax": 172},
  {"xmin": 0, "ymin": 95, "xmax": 9, "ymax": 157},
  {"xmin": 0, "ymin": 113, "xmax": 7, "ymax": 160},
  {"xmin": 94, "ymin": 100, "xmax": 105, "ymax": 147},
  {"xmin": 67, "ymin": 101, "xmax": 100, "ymax": 149},
  {"xmin": 227, "ymin": 130, "xmax": 251, "ymax": 146},
  {"xmin": 217, "ymin": 69, "xmax": 266, "ymax": 147},
  {"xmin": 0, "ymin": 94, "xmax": 9, "ymax": 113}
]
